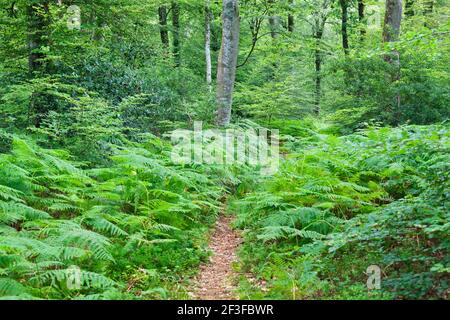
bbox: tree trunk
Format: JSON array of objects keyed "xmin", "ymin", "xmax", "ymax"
[
  {"xmin": 383, "ymin": 0, "xmax": 403, "ymax": 119},
  {"xmin": 314, "ymin": 42, "xmax": 322, "ymax": 116},
  {"xmin": 288, "ymin": 0, "xmax": 294, "ymax": 32},
  {"xmin": 358, "ymin": 0, "xmax": 366, "ymax": 40},
  {"xmin": 27, "ymin": 1, "xmax": 50, "ymax": 127},
  {"xmin": 383, "ymin": 0, "xmax": 402, "ymax": 64},
  {"xmin": 268, "ymin": 0, "xmax": 280, "ymax": 39},
  {"xmin": 7, "ymin": 1, "xmax": 18, "ymax": 18},
  {"xmin": 339, "ymin": 0, "xmax": 349, "ymax": 55},
  {"xmin": 383, "ymin": 0, "xmax": 402, "ymax": 43},
  {"xmin": 27, "ymin": 1, "xmax": 50, "ymax": 76},
  {"xmin": 172, "ymin": 1, "xmax": 181, "ymax": 66},
  {"xmin": 216, "ymin": 0, "xmax": 240, "ymax": 127},
  {"xmin": 313, "ymin": 18, "xmax": 325, "ymax": 116},
  {"xmin": 158, "ymin": 6, "xmax": 169, "ymax": 52},
  {"xmin": 205, "ymin": 0, "xmax": 213, "ymax": 88}
]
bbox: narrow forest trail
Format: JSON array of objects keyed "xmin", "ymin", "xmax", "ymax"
[{"xmin": 192, "ymin": 214, "xmax": 242, "ymax": 300}]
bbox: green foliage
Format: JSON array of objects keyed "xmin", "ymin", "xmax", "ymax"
[
  {"xmin": 0, "ymin": 0, "xmax": 448, "ymax": 302},
  {"xmin": 234, "ymin": 123, "xmax": 449, "ymax": 300},
  {"xmin": 0, "ymin": 131, "xmax": 227, "ymax": 299},
  {"xmin": 327, "ymin": 26, "xmax": 450, "ymax": 131}
]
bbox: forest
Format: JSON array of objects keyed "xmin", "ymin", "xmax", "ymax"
[{"xmin": 0, "ymin": 0, "xmax": 448, "ymax": 301}]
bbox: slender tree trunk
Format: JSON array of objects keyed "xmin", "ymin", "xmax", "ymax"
[
  {"xmin": 314, "ymin": 42, "xmax": 322, "ymax": 116},
  {"xmin": 268, "ymin": 0, "xmax": 280, "ymax": 39},
  {"xmin": 269, "ymin": 17, "xmax": 281, "ymax": 38},
  {"xmin": 339, "ymin": 0, "xmax": 349, "ymax": 55},
  {"xmin": 313, "ymin": 18, "xmax": 325, "ymax": 116},
  {"xmin": 7, "ymin": 2, "xmax": 18, "ymax": 18},
  {"xmin": 205, "ymin": 0, "xmax": 213, "ymax": 89},
  {"xmin": 383, "ymin": 0, "xmax": 402, "ymax": 65},
  {"xmin": 288, "ymin": 0, "xmax": 294, "ymax": 32},
  {"xmin": 383, "ymin": 0, "xmax": 402, "ymax": 43},
  {"xmin": 172, "ymin": 1, "xmax": 181, "ymax": 66},
  {"xmin": 216, "ymin": 0, "xmax": 240, "ymax": 127},
  {"xmin": 27, "ymin": 1, "xmax": 50, "ymax": 127},
  {"xmin": 158, "ymin": 6, "xmax": 169, "ymax": 52},
  {"xmin": 27, "ymin": 1, "xmax": 50, "ymax": 76},
  {"xmin": 383, "ymin": 0, "xmax": 403, "ymax": 119},
  {"xmin": 358, "ymin": 0, "xmax": 366, "ymax": 40}
]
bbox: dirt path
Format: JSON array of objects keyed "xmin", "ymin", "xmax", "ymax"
[{"xmin": 193, "ymin": 215, "xmax": 242, "ymax": 300}]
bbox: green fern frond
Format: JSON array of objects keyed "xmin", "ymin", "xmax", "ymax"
[
  {"xmin": 0, "ymin": 201, "xmax": 51, "ymax": 223},
  {"xmin": 0, "ymin": 278, "xmax": 28, "ymax": 296},
  {"xmin": 257, "ymin": 226, "xmax": 325, "ymax": 242}
]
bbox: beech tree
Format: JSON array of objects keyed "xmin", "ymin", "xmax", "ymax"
[
  {"xmin": 205, "ymin": 0, "xmax": 213, "ymax": 88},
  {"xmin": 311, "ymin": 0, "xmax": 332, "ymax": 116},
  {"xmin": 172, "ymin": 1, "xmax": 181, "ymax": 66},
  {"xmin": 358, "ymin": 0, "xmax": 366, "ymax": 39},
  {"xmin": 288, "ymin": 0, "xmax": 294, "ymax": 32},
  {"xmin": 27, "ymin": 0, "xmax": 50, "ymax": 76},
  {"xmin": 158, "ymin": 5, "xmax": 170, "ymax": 52},
  {"xmin": 383, "ymin": 0, "xmax": 403, "ymax": 115},
  {"xmin": 339, "ymin": 0, "xmax": 349, "ymax": 55},
  {"xmin": 216, "ymin": 0, "xmax": 240, "ymax": 126}
]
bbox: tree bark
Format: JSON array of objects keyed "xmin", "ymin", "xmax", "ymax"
[
  {"xmin": 383, "ymin": 0, "xmax": 403, "ymax": 119},
  {"xmin": 27, "ymin": 1, "xmax": 51, "ymax": 127},
  {"xmin": 171, "ymin": 1, "xmax": 181, "ymax": 66},
  {"xmin": 357, "ymin": 0, "xmax": 365, "ymax": 40},
  {"xmin": 288, "ymin": 0, "xmax": 294, "ymax": 32},
  {"xmin": 268, "ymin": 0, "xmax": 281, "ymax": 39},
  {"xmin": 158, "ymin": 6, "xmax": 169, "ymax": 52},
  {"xmin": 314, "ymin": 35, "xmax": 323, "ymax": 116},
  {"xmin": 205, "ymin": 0, "xmax": 213, "ymax": 88},
  {"xmin": 27, "ymin": 1, "xmax": 50, "ymax": 76},
  {"xmin": 216, "ymin": 0, "xmax": 240, "ymax": 127},
  {"xmin": 313, "ymin": 17, "xmax": 326, "ymax": 116},
  {"xmin": 8, "ymin": 1, "xmax": 18, "ymax": 18},
  {"xmin": 339, "ymin": 0, "xmax": 349, "ymax": 55},
  {"xmin": 383, "ymin": 0, "xmax": 402, "ymax": 43}
]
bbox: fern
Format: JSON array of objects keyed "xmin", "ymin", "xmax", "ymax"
[
  {"xmin": 0, "ymin": 201, "xmax": 51, "ymax": 223},
  {"xmin": 0, "ymin": 278, "xmax": 28, "ymax": 296},
  {"xmin": 31, "ymin": 268, "xmax": 116, "ymax": 290},
  {"xmin": 55, "ymin": 226, "xmax": 114, "ymax": 262},
  {"xmin": 257, "ymin": 226, "xmax": 325, "ymax": 242}
]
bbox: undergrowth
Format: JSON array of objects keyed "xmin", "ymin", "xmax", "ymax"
[
  {"xmin": 0, "ymin": 130, "xmax": 240, "ymax": 299},
  {"xmin": 233, "ymin": 123, "xmax": 449, "ymax": 300}
]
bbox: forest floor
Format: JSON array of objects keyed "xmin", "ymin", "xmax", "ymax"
[{"xmin": 192, "ymin": 214, "xmax": 242, "ymax": 300}]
